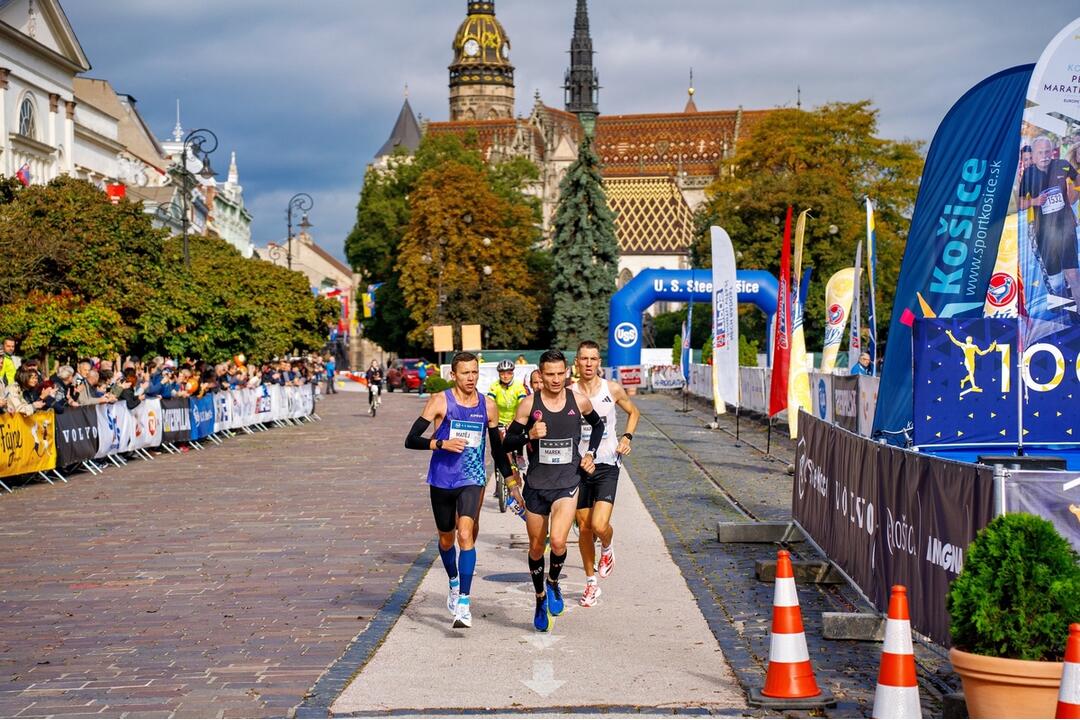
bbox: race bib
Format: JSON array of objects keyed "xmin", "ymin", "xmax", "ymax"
[
  {"xmin": 1041, "ymin": 187, "xmax": 1065, "ymax": 215},
  {"xmin": 449, "ymin": 420, "xmax": 483, "ymax": 448},
  {"xmin": 580, "ymin": 421, "xmax": 610, "ymax": 443},
  {"xmin": 539, "ymin": 438, "xmax": 573, "ymax": 465}
]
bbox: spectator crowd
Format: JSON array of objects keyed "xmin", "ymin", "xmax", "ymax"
[{"xmin": 1, "ymin": 336, "xmax": 331, "ymax": 418}]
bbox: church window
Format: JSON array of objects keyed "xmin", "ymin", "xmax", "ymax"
[{"xmin": 18, "ymin": 95, "xmax": 37, "ymax": 138}]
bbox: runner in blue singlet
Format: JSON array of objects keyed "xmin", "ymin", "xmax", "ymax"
[{"xmin": 405, "ymin": 352, "xmax": 513, "ymax": 629}]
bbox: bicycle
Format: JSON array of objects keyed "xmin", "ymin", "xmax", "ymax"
[{"xmin": 368, "ymin": 383, "xmax": 380, "ymax": 417}]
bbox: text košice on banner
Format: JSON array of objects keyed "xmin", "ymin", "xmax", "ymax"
[
  {"xmin": 794, "ymin": 412, "xmax": 994, "ymax": 645},
  {"xmin": 875, "ymin": 65, "xmax": 1032, "ymax": 441},
  {"xmin": 0, "ymin": 410, "xmax": 56, "ymax": 478}
]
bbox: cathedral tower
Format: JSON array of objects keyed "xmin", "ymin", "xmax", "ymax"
[
  {"xmin": 449, "ymin": 0, "xmax": 515, "ymax": 121},
  {"xmin": 564, "ymin": 0, "xmax": 600, "ymax": 134}
]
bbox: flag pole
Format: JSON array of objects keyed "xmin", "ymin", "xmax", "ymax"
[{"xmin": 678, "ymin": 268, "xmax": 693, "ymax": 414}]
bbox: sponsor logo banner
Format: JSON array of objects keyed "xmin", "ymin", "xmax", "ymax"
[
  {"xmin": 876, "ymin": 65, "xmax": 1032, "ymax": 439},
  {"xmin": 161, "ymin": 397, "xmax": 191, "ymax": 444},
  {"xmin": 794, "ymin": 412, "xmax": 994, "ymax": 645},
  {"xmin": 1004, "ymin": 470, "xmax": 1080, "ymax": 553},
  {"xmin": 832, "ymin": 376, "xmax": 860, "ymax": 433},
  {"xmin": 56, "ymin": 405, "xmax": 99, "ymax": 467},
  {"xmin": 130, "ymin": 398, "xmax": 163, "ymax": 451},
  {"xmin": 189, "ymin": 396, "xmax": 216, "ymax": 441},
  {"xmin": 822, "ymin": 269, "xmax": 856, "ymax": 373},
  {"xmin": 95, "ymin": 403, "xmax": 134, "ymax": 459},
  {"xmin": 0, "ymin": 411, "xmax": 56, "ymax": 478}
]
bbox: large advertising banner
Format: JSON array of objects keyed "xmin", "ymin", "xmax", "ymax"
[
  {"xmin": 875, "ymin": 65, "xmax": 1033, "ymax": 441},
  {"xmin": 821, "ymin": 268, "xmax": 855, "ymax": 373},
  {"xmin": 831, "ymin": 375, "xmax": 860, "ymax": 433},
  {"xmin": 161, "ymin": 397, "xmax": 191, "ymax": 444},
  {"xmin": 95, "ymin": 402, "xmax": 134, "ymax": 459},
  {"xmin": 857, "ymin": 375, "xmax": 880, "ymax": 438},
  {"xmin": 130, "ymin": 398, "xmax": 163, "ymax": 451},
  {"xmin": 0, "ymin": 411, "xmax": 56, "ymax": 478},
  {"xmin": 214, "ymin": 391, "xmax": 234, "ymax": 434},
  {"xmin": 788, "ymin": 210, "xmax": 812, "ymax": 438},
  {"xmin": 1004, "ymin": 469, "xmax": 1080, "ymax": 553},
  {"xmin": 55, "ymin": 405, "xmax": 100, "ymax": 467},
  {"xmin": 710, "ymin": 226, "xmax": 739, "ymax": 415},
  {"xmin": 913, "ymin": 318, "xmax": 1080, "ymax": 447},
  {"xmin": 189, "ymin": 396, "xmax": 215, "ymax": 441},
  {"xmin": 1014, "ymin": 18, "xmax": 1080, "ymax": 339},
  {"xmin": 811, "ymin": 372, "xmax": 834, "ymax": 424},
  {"xmin": 794, "ymin": 412, "xmax": 995, "ymax": 645}
]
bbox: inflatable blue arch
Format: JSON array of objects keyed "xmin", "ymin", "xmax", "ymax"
[{"xmin": 607, "ymin": 268, "xmax": 782, "ymax": 368}]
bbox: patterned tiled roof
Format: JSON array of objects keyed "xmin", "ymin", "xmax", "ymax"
[
  {"xmin": 426, "ymin": 117, "xmax": 545, "ymax": 161},
  {"xmin": 594, "ymin": 108, "xmax": 772, "ymax": 178},
  {"xmin": 604, "ymin": 176, "xmax": 693, "ymax": 255}
]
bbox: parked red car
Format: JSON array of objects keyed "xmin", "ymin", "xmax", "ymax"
[{"xmin": 387, "ymin": 358, "xmax": 423, "ymax": 392}]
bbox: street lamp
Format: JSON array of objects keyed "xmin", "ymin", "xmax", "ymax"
[
  {"xmin": 285, "ymin": 193, "xmax": 313, "ymax": 270},
  {"xmin": 168, "ymin": 128, "xmax": 217, "ymax": 268}
]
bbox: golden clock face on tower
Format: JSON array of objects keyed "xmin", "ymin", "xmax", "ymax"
[{"xmin": 464, "ymin": 39, "xmax": 480, "ymax": 57}]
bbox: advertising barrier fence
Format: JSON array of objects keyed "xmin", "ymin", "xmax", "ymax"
[
  {"xmin": 1003, "ymin": 469, "xmax": 1080, "ymax": 553},
  {"xmin": 0, "ymin": 384, "xmax": 318, "ymax": 488},
  {"xmin": 793, "ymin": 412, "xmax": 995, "ymax": 645},
  {"xmin": 648, "ymin": 365, "xmax": 685, "ymax": 390}
]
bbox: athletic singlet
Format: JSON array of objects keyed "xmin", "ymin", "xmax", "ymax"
[
  {"xmin": 427, "ymin": 389, "xmax": 488, "ymax": 490},
  {"xmin": 525, "ymin": 389, "xmax": 582, "ymax": 490},
  {"xmin": 577, "ymin": 380, "xmax": 618, "ymax": 466}
]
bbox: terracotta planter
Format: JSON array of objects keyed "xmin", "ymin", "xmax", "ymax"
[{"xmin": 949, "ymin": 647, "xmax": 1063, "ymax": 718}]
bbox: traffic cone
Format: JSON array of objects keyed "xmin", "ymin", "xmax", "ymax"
[
  {"xmin": 1057, "ymin": 623, "xmax": 1080, "ymax": 719},
  {"xmin": 761, "ymin": 549, "xmax": 823, "ymax": 698},
  {"xmin": 872, "ymin": 585, "xmax": 921, "ymax": 718}
]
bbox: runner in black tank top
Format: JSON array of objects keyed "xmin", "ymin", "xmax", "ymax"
[{"xmin": 504, "ymin": 350, "xmax": 605, "ymax": 632}]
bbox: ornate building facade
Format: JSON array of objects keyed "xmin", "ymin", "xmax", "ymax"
[{"xmin": 372, "ymin": 0, "xmax": 775, "ymax": 299}]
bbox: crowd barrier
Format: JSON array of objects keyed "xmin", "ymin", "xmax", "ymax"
[
  {"xmin": 1002, "ymin": 469, "xmax": 1080, "ymax": 553},
  {"xmin": 647, "ymin": 365, "xmax": 685, "ymax": 390},
  {"xmin": 793, "ymin": 411, "xmax": 995, "ymax": 646},
  {"xmin": 0, "ymin": 384, "xmax": 316, "ymax": 493}
]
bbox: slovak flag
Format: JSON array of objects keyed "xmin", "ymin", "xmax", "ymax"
[{"xmin": 15, "ymin": 163, "xmax": 31, "ymax": 186}]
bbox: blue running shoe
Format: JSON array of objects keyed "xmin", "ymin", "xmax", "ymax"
[
  {"xmin": 546, "ymin": 580, "xmax": 565, "ymax": 616},
  {"xmin": 533, "ymin": 597, "xmax": 551, "ymax": 632}
]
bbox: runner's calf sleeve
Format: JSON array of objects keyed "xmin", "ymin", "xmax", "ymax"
[
  {"xmin": 487, "ymin": 426, "xmax": 514, "ymax": 477},
  {"xmin": 503, "ymin": 420, "xmax": 529, "ymax": 453},
  {"xmin": 458, "ymin": 548, "xmax": 476, "ymax": 595},
  {"xmin": 583, "ymin": 410, "xmax": 604, "ymax": 455},
  {"xmin": 405, "ymin": 417, "xmax": 432, "ymax": 450},
  {"xmin": 439, "ymin": 544, "xmax": 458, "ymax": 580},
  {"xmin": 548, "ymin": 550, "xmax": 566, "ymax": 583},
  {"xmin": 528, "ymin": 555, "xmax": 546, "ymax": 596}
]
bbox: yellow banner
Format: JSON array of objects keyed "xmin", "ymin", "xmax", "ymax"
[
  {"xmin": 982, "ymin": 211, "xmax": 1019, "ymax": 318},
  {"xmin": 821, "ymin": 268, "xmax": 856, "ymax": 373},
  {"xmin": 788, "ymin": 209, "xmax": 812, "ymax": 438},
  {"xmin": 1, "ymin": 411, "xmax": 57, "ymax": 478}
]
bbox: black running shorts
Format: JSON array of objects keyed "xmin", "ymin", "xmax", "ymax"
[
  {"xmin": 577, "ymin": 463, "xmax": 619, "ymax": 509},
  {"xmin": 523, "ymin": 483, "xmax": 580, "ymax": 516},
  {"xmin": 429, "ymin": 484, "xmax": 485, "ymax": 533}
]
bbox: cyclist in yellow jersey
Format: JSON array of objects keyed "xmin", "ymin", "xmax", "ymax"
[{"xmin": 488, "ymin": 360, "xmax": 528, "ymax": 426}]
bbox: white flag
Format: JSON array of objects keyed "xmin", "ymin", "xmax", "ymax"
[{"xmin": 710, "ymin": 226, "xmax": 739, "ymax": 414}]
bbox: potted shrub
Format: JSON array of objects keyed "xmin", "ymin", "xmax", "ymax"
[{"xmin": 947, "ymin": 512, "xmax": 1080, "ymax": 718}]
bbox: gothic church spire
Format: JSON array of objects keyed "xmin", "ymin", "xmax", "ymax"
[{"xmin": 564, "ymin": 0, "xmax": 600, "ymax": 133}]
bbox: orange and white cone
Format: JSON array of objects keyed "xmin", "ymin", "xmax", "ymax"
[
  {"xmin": 1057, "ymin": 623, "xmax": 1080, "ymax": 719},
  {"xmin": 761, "ymin": 549, "xmax": 823, "ymax": 699},
  {"xmin": 872, "ymin": 585, "xmax": 921, "ymax": 719}
]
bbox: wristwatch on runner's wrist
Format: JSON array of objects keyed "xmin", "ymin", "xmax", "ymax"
[
  {"xmin": 435, "ymin": 439, "xmax": 443, "ymax": 450},
  {"xmin": 622, "ymin": 433, "xmax": 633, "ymax": 441}
]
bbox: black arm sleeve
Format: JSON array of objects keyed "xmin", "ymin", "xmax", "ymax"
[
  {"xmin": 583, "ymin": 409, "xmax": 604, "ymax": 454},
  {"xmin": 405, "ymin": 417, "xmax": 433, "ymax": 450},
  {"xmin": 487, "ymin": 426, "xmax": 514, "ymax": 478},
  {"xmin": 503, "ymin": 420, "xmax": 529, "ymax": 453}
]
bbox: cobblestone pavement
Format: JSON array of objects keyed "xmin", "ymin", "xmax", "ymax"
[
  {"xmin": 625, "ymin": 393, "xmax": 957, "ymax": 718},
  {"xmin": 0, "ymin": 391, "xmax": 433, "ymax": 718}
]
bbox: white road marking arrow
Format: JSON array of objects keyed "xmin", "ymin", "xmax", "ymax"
[
  {"xmin": 1063, "ymin": 476, "xmax": 1080, "ymax": 492},
  {"xmin": 521, "ymin": 658, "xmax": 565, "ymax": 697},
  {"xmin": 520, "ymin": 633, "xmax": 562, "ymax": 650}
]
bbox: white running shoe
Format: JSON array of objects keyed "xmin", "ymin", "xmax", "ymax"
[
  {"xmin": 598, "ymin": 544, "xmax": 614, "ymax": 578},
  {"xmin": 452, "ymin": 596, "xmax": 472, "ymax": 628},
  {"xmin": 580, "ymin": 580, "xmax": 602, "ymax": 607},
  {"xmin": 447, "ymin": 579, "xmax": 460, "ymax": 615}
]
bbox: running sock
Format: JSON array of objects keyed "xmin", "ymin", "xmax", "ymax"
[
  {"xmin": 601, "ymin": 544, "xmax": 612, "ymax": 555},
  {"xmin": 585, "ymin": 575, "xmax": 597, "ymax": 585},
  {"xmin": 439, "ymin": 544, "xmax": 458, "ymax": 581},
  {"xmin": 458, "ymin": 548, "xmax": 477, "ymax": 595},
  {"xmin": 529, "ymin": 555, "xmax": 546, "ymax": 598},
  {"xmin": 548, "ymin": 550, "xmax": 566, "ymax": 584}
]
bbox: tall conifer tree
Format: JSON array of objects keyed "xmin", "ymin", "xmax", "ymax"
[{"xmin": 550, "ymin": 135, "xmax": 619, "ymax": 351}]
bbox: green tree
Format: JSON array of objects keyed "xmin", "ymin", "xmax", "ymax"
[
  {"xmin": 691, "ymin": 102, "xmax": 922, "ymax": 350},
  {"xmin": 398, "ymin": 161, "xmax": 538, "ymax": 347},
  {"xmin": 346, "ymin": 133, "xmax": 548, "ymax": 351},
  {"xmin": 550, "ymin": 135, "xmax": 619, "ymax": 350},
  {"xmin": 0, "ymin": 290, "xmax": 126, "ymax": 361}
]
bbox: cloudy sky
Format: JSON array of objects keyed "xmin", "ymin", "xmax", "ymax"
[{"xmin": 64, "ymin": 1, "xmax": 1077, "ymax": 263}]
